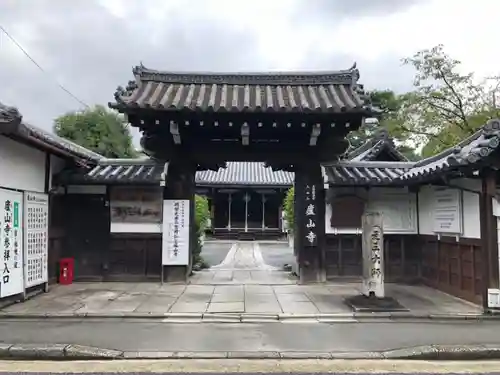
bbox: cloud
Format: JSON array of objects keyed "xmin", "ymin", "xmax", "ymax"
[
  {"xmin": 291, "ymin": 0, "xmax": 428, "ymax": 22},
  {"xmin": 0, "ymin": 0, "xmax": 498, "ymax": 147}
]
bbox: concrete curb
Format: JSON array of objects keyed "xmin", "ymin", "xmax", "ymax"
[
  {"xmin": 1, "ymin": 311, "xmax": 499, "ymax": 322},
  {"xmin": 0, "ymin": 343, "xmax": 123, "ymax": 359},
  {"xmin": 2, "ymin": 343, "xmax": 500, "ymax": 360}
]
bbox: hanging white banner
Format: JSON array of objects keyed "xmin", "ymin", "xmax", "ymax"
[
  {"xmin": 0, "ymin": 188, "xmax": 24, "ymax": 298},
  {"xmin": 162, "ymin": 200, "xmax": 190, "ymax": 266},
  {"xmin": 24, "ymin": 191, "xmax": 49, "ymax": 288}
]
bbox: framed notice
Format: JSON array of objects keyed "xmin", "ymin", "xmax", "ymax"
[
  {"xmin": 24, "ymin": 192, "xmax": 49, "ymax": 288},
  {"xmin": 432, "ymin": 188, "xmax": 462, "ymax": 234},
  {"xmin": 109, "ymin": 187, "xmax": 162, "ymax": 224},
  {"xmin": 162, "ymin": 200, "xmax": 190, "ymax": 266},
  {"xmin": 0, "ymin": 188, "xmax": 24, "ymax": 298},
  {"xmin": 367, "ymin": 189, "xmax": 417, "ymax": 234}
]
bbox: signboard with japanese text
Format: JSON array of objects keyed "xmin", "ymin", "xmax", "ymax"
[
  {"xmin": 24, "ymin": 192, "xmax": 49, "ymax": 288},
  {"xmin": 432, "ymin": 188, "xmax": 463, "ymax": 234},
  {"xmin": 110, "ymin": 187, "xmax": 162, "ymax": 225},
  {"xmin": 0, "ymin": 188, "xmax": 23, "ymax": 298},
  {"xmin": 162, "ymin": 199, "xmax": 190, "ymax": 265},
  {"xmin": 304, "ymin": 183, "xmax": 319, "ymax": 247}
]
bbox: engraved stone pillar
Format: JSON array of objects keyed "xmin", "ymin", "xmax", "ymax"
[{"xmin": 361, "ymin": 212, "xmax": 385, "ymax": 298}]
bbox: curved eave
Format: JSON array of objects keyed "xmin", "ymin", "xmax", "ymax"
[{"xmin": 108, "ymin": 101, "xmax": 375, "ymax": 116}]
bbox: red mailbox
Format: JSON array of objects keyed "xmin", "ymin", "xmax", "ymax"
[{"xmin": 59, "ymin": 258, "xmax": 74, "ymax": 285}]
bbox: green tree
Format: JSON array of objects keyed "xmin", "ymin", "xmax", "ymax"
[
  {"xmin": 193, "ymin": 195, "xmax": 210, "ymax": 269},
  {"xmin": 54, "ymin": 105, "xmax": 137, "ymax": 158},
  {"xmin": 347, "ymin": 90, "xmax": 396, "ymax": 148},
  {"xmin": 395, "ymin": 44, "xmax": 500, "ymax": 157},
  {"xmin": 283, "ymin": 187, "xmax": 294, "ymax": 233},
  {"xmin": 347, "ymin": 90, "xmax": 419, "ymax": 159}
]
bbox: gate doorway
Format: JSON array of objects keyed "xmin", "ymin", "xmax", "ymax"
[{"xmin": 107, "ymin": 64, "xmax": 373, "ymax": 284}]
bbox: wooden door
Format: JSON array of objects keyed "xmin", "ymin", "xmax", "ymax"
[{"xmin": 64, "ymin": 194, "xmax": 109, "ymax": 280}]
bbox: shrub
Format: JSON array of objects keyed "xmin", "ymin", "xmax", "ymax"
[
  {"xmin": 193, "ymin": 195, "xmax": 210, "ymax": 267},
  {"xmin": 283, "ymin": 187, "xmax": 294, "ymax": 234}
]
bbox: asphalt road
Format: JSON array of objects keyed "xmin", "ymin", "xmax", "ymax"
[
  {"xmin": 1, "ymin": 373, "xmax": 500, "ymax": 375},
  {"xmin": 1, "ymin": 320, "xmax": 500, "ymax": 353}
]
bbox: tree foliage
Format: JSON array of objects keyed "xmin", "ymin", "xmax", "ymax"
[
  {"xmin": 193, "ymin": 195, "xmax": 210, "ymax": 268},
  {"xmin": 347, "ymin": 90, "xmax": 419, "ymax": 159},
  {"xmin": 54, "ymin": 105, "xmax": 137, "ymax": 158},
  {"xmin": 283, "ymin": 187, "xmax": 294, "ymax": 233},
  {"xmin": 394, "ymin": 45, "xmax": 500, "ymax": 157}
]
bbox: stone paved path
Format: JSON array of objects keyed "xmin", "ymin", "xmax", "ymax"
[
  {"xmin": 0, "ymin": 241, "xmax": 482, "ymax": 316},
  {"xmin": 190, "ymin": 242, "xmax": 296, "ymax": 285}
]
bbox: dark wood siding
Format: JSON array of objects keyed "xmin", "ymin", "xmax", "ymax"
[
  {"xmin": 325, "ymin": 234, "xmax": 421, "ymax": 282},
  {"xmin": 420, "ymin": 235, "xmax": 482, "ymax": 304},
  {"xmin": 48, "ymin": 194, "xmax": 66, "ymax": 283},
  {"xmin": 107, "ymin": 234, "xmax": 162, "ymax": 281},
  {"xmin": 64, "ymin": 194, "xmax": 109, "ymax": 281}
]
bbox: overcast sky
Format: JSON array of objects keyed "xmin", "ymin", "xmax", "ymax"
[{"xmin": 1, "ymin": 0, "xmax": 499, "ymax": 144}]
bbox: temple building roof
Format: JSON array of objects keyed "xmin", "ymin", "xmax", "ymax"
[
  {"xmin": 347, "ymin": 129, "xmax": 407, "ymax": 162},
  {"xmin": 399, "ymin": 119, "xmax": 500, "ymax": 182},
  {"xmin": 323, "ymin": 161, "xmax": 414, "ymax": 186},
  {"xmin": 54, "ymin": 118, "xmax": 500, "ymax": 188},
  {"xmin": 56, "ymin": 159, "xmax": 294, "ymax": 187},
  {"xmin": 196, "ymin": 162, "xmax": 293, "ymax": 187},
  {"xmin": 109, "ymin": 64, "xmax": 373, "ymax": 114},
  {"xmin": 0, "ymin": 101, "xmax": 103, "ymax": 163},
  {"xmin": 324, "ymin": 118, "xmax": 500, "ymax": 186}
]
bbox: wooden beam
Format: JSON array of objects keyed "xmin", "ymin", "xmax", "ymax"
[
  {"xmin": 169, "ymin": 121, "xmax": 181, "ymax": 144},
  {"xmin": 310, "ymin": 123, "xmax": 321, "ymax": 146},
  {"xmin": 241, "ymin": 122, "xmax": 250, "ymax": 146},
  {"xmin": 480, "ymin": 168, "xmax": 499, "ymax": 311}
]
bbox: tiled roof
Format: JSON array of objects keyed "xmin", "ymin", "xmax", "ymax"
[
  {"xmin": 325, "ymin": 118, "xmax": 500, "ymax": 185},
  {"xmin": 55, "ymin": 118, "xmax": 500, "ymax": 188},
  {"xmin": 109, "ymin": 64, "xmax": 372, "ymax": 114},
  {"xmin": 56, "ymin": 160, "xmax": 294, "ymax": 187},
  {"xmin": 0, "ymin": 101, "xmax": 103, "ymax": 162},
  {"xmin": 347, "ymin": 129, "xmax": 407, "ymax": 162},
  {"xmin": 196, "ymin": 162, "xmax": 293, "ymax": 186},
  {"xmin": 58, "ymin": 158, "xmax": 164, "ymax": 185},
  {"xmin": 323, "ymin": 161, "xmax": 414, "ymax": 186},
  {"xmin": 400, "ymin": 119, "xmax": 500, "ymax": 182},
  {"xmin": 347, "ymin": 129, "xmax": 408, "ymax": 161}
]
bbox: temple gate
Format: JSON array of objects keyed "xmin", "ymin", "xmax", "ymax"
[{"xmin": 109, "ymin": 64, "xmax": 375, "ymax": 283}]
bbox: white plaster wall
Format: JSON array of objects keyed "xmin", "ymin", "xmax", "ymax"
[
  {"xmin": 417, "ymin": 186, "xmax": 435, "ymax": 235},
  {"xmin": 325, "ymin": 187, "xmax": 417, "ymax": 234},
  {"xmin": 0, "ymin": 135, "xmax": 46, "ymax": 193},
  {"xmin": 110, "ymin": 222, "xmax": 162, "ymax": 233},
  {"xmin": 455, "ymin": 178, "xmax": 481, "ymax": 239},
  {"xmin": 417, "ymin": 179, "xmax": 481, "ymax": 239}
]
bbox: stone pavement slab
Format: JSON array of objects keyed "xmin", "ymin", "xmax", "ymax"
[
  {"xmin": 0, "ymin": 241, "xmax": 482, "ymax": 318},
  {"xmin": 0, "ymin": 281, "xmax": 481, "ymax": 317}
]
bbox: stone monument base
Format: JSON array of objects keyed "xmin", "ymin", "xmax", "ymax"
[{"xmin": 344, "ymin": 294, "xmax": 408, "ymax": 312}]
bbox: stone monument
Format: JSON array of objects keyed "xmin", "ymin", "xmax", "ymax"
[{"xmin": 361, "ymin": 212, "xmax": 384, "ymax": 298}]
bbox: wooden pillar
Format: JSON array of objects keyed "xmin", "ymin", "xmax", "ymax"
[
  {"xmin": 244, "ymin": 192, "xmax": 249, "ymax": 232},
  {"xmin": 480, "ymin": 168, "xmax": 499, "ymax": 309},
  {"xmin": 261, "ymin": 194, "xmax": 266, "ymax": 230},
  {"xmin": 162, "ymin": 159, "xmax": 196, "ymax": 283},
  {"xmin": 294, "ymin": 163, "xmax": 326, "ymax": 283},
  {"xmin": 227, "ymin": 193, "xmax": 232, "ymax": 231}
]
